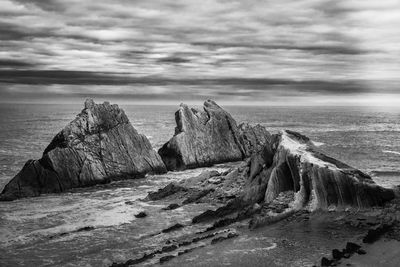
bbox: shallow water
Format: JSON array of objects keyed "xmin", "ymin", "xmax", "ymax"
[
  {"xmin": 0, "ymin": 165, "xmax": 230, "ymax": 266},
  {"xmin": 0, "ymin": 103, "xmax": 399, "ymax": 266},
  {"xmin": 162, "ymin": 212, "xmax": 367, "ymax": 267}
]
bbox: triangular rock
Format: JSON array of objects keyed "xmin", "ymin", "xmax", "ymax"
[{"xmin": 0, "ymin": 99, "xmax": 166, "ymax": 200}]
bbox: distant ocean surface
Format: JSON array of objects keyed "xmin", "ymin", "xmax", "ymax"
[
  {"xmin": 0, "ymin": 103, "xmax": 399, "ymax": 266},
  {"xmin": 0, "ymin": 103, "xmax": 399, "ymax": 190}
]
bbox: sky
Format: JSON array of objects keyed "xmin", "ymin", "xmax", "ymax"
[{"xmin": 0, "ymin": 0, "xmax": 399, "ymax": 105}]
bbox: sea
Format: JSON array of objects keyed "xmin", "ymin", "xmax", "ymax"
[{"xmin": 0, "ymin": 103, "xmax": 399, "ymax": 266}]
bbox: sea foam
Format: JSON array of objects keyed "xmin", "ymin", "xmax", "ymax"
[
  {"xmin": 383, "ymin": 150, "xmax": 400, "ymax": 156},
  {"xmin": 312, "ymin": 141, "xmax": 325, "ymax": 147}
]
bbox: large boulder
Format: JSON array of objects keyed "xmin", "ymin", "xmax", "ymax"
[
  {"xmin": 158, "ymin": 100, "xmax": 271, "ymax": 170},
  {"xmin": 242, "ymin": 130, "xmax": 395, "ymax": 209},
  {"xmin": 0, "ymin": 99, "xmax": 166, "ymax": 201}
]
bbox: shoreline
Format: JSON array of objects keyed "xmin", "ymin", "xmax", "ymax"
[
  {"xmin": 111, "ymin": 199, "xmax": 400, "ymax": 266},
  {"xmin": 108, "ymin": 159, "xmax": 400, "ymax": 266},
  {"xmin": 1, "ymin": 100, "xmax": 399, "ymax": 266},
  {"xmin": 1, "ymin": 161, "xmax": 399, "ymax": 266}
]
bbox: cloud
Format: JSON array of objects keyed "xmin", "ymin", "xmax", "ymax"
[
  {"xmin": 157, "ymin": 56, "xmax": 191, "ymax": 64},
  {"xmin": 0, "ymin": 0, "xmax": 399, "ymax": 103},
  {"xmin": 0, "ymin": 59, "xmax": 34, "ymax": 68},
  {"xmin": 0, "ymin": 70, "xmax": 383, "ymax": 96},
  {"xmin": 191, "ymin": 42, "xmax": 368, "ymax": 55}
]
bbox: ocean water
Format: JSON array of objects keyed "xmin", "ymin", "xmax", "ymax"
[{"xmin": 0, "ymin": 103, "xmax": 399, "ymax": 266}]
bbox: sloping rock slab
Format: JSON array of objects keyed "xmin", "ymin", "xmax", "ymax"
[
  {"xmin": 0, "ymin": 99, "xmax": 166, "ymax": 200},
  {"xmin": 242, "ymin": 130, "xmax": 395, "ymax": 209},
  {"xmin": 158, "ymin": 100, "xmax": 271, "ymax": 171}
]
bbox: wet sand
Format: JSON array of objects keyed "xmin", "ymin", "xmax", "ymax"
[
  {"xmin": 340, "ymin": 239, "xmax": 400, "ymax": 267},
  {"xmin": 161, "ymin": 211, "xmax": 370, "ymax": 267}
]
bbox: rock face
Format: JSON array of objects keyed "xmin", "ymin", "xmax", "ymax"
[
  {"xmin": 158, "ymin": 100, "xmax": 271, "ymax": 170},
  {"xmin": 0, "ymin": 99, "xmax": 166, "ymax": 201},
  {"xmin": 243, "ymin": 130, "xmax": 395, "ymax": 209}
]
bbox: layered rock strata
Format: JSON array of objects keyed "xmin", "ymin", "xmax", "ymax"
[
  {"xmin": 0, "ymin": 99, "xmax": 166, "ymax": 200},
  {"xmin": 149, "ymin": 130, "xmax": 395, "ymax": 232},
  {"xmin": 243, "ymin": 130, "xmax": 395, "ymax": 209}
]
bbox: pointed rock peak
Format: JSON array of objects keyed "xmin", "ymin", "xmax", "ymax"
[
  {"xmin": 1, "ymin": 99, "xmax": 166, "ymax": 201},
  {"xmin": 78, "ymin": 99, "xmax": 130, "ymax": 132},
  {"xmin": 282, "ymin": 130, "xmax": 311, "ymax": 144},
  {"xmin": 84, "ymin": 98, "xmax": 96, "ymax": 109},
  {"xmin": 159, "ymin": 100, "xmax": 272, "ymax": 171},
  {"xmin": 204, "ymin": 99, "xmax": 222, "ymax": 110},
  {"xmin": 279, "ymin": 130, "xmax": 312, "ymax": 153}
]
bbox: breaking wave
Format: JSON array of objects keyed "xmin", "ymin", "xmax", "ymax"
[
  {"xmin": 312, "ymin": 141, "xmax": 325, "ymax": 147},
  {"xmin": 383, "ymin": 150, "xmax": 400, "ymax": 156}
]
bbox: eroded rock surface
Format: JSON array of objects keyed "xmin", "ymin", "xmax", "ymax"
[
  {"xmin": 243, "ymin": 130, "xmax": 395, "ymax": 210},
  {"xmin": 150, "ymin": 130, "xmax": 395, "ymax": 231},
  {"xmin": 0, "ymin": 99, "xmax": 166, "ymax": 200},
  {"xmin": 158, "ymin": 100, "xmax": 271, "ymax": 170},
  {"xmin": 118, "ymin": 129, "xmax": 399, "ymax": 266}
]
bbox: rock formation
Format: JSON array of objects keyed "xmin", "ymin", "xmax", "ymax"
[
  {"xmin": 158, "ymin": 100, "xmax": 271, "ymax": 170},
  {"xmin": 243, "ymin": 130, "xmax": 395, "ymax": 209},
  {"xmin": 0, "ymin": 99, "xmax": 166, "ymax": 201},
  {"xmin": 109, "ymin": 124, "xmax": 399, "ymax": 266},
  {"xmin": 150, "ymin": 129, "xmax": 395, "ymax": 227}
]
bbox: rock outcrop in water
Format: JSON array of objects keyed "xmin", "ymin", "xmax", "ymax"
[
  {"xmin": 149, "ymin": 129, "xmax": 395, "ymax": 231},
  {"xmin": 158, "ymin": 100, "xmax": 271, "ymax": 170},
  {"xmin": 242, "ymin": 130, "xmax": 395, "ymax": 209},
  {"xmin": 156, "ymin": 100, "xmax": 394, "ymax": 213},
  {"xmin": 0, "ymin": 99, "xmax": 166, "ymax": 201}
]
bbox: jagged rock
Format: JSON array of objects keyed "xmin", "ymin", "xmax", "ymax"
[
  {"xmin": 76, "ymin": 226, "xmax": 95, "ymax": 232},
  {"xmin": 357, "ymin": 249, "xmax": 367, "ymax": 255},
  {"xmin": 161, "ymin": 244, "xmax": 178, "ymax": 253},
  {"xmin": 0, "ymin": 99, "xmax": 166, "ymax": 201},
  {"xmin": 158, "ymin": 100, "xmax": 271, "ymax": 171},
  {"xmin": 192, "ymin": 199, "xmax": 245, "ymax": 223},
  {"xmin": 345, "ymin": 242, "xmax": 361, "ymax": 253},
  {"xmin": 161, "ymin": 223, "xmax": 184, "ymax": 233},
  {"xmin": 238, "ymin": 122, "xmax": 272, "ymax": 157},
  {"xmin": 242, "ymin": 130, "xmax": 395, "ymax": 210},
  {"xmin": 146, "ymin": 183, "xmax": 187, "ymax": 201},
  {"xmin": 49, "ymin": 226, "xmax": 95, "ymax": 239},
  {"xmin": 332, "ymin": 249, "xmax": 343, "ymax": 260},
  {"xmin": 321, "ymin": 257, "xmax": 332, "ymax": 266},
  {"xmin": 162, "ymin": 203, "xmax": 180, "ymax": 210},
  {"xmin": 179, "ymin": 170, "xmax": 220, "ymax": 188},
  {"xmin": 111, "ymin": 253, "xmax": 156, "ymax": 267},
  {"xmin": 210, "ymin": 231, "xmax": 238, "ymax": 244},
  {"xmin": 177, "ymin": 247, "xmax": 196, "ymax": 256},
  {"xmin": 362, "ymin": 223, "xmax": 393, "ymax": 243},
  {"xmin": 159, "ymin": 255, "xmax": 175, "ymax": 263},
  {"xmin": 135, "ymin": 211, "xmax": 147, "ymax": 218},
  {"xmin": 182, "ymin": 188, "xmax": 214, "ymax": 204},
  {"xmin": 150, "ymin": 128, "xmax": 395, "ymax": 238}
]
